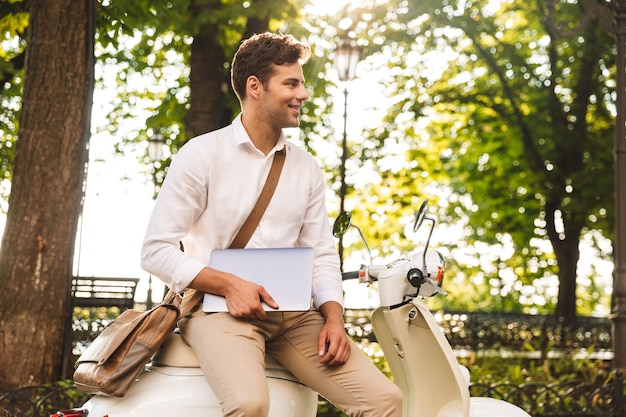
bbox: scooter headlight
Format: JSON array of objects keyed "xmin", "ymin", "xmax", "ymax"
[{"xmin": 413, "ymin": 250, "xmax": 445, "ymax": 297}]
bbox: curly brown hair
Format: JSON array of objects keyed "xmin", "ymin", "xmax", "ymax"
[{"xmin": 231, "ymin": 32, "xmax": 311, "ymax": 102}]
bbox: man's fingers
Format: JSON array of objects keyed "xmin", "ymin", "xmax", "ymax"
[{"xmin": 260, "ymin": 288, "xmax": 279, "ymax": 309}]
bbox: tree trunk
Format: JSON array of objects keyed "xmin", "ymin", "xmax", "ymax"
[
  {"xmin": 553, "ymin": 237, "xmax": 580, "ymax": 322},
  {"xmin": 184, "ymin": 1, "xmax": 270, "ymax": 137},
  {"xmin": 0, "ymin": 0, "xmax": 93, "ymax": 387},
  {"xmin": 185, "ymin": 0, "xmax": 230, "ymax": 137},
  {"xmin": 545, "ymin": 202, "xmax": 582, "ymax": 322}
]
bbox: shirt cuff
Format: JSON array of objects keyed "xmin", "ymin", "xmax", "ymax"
[
  {"xmin": 312, "ymin": 291, "xmax": 345, "ymax": 312},
  {"xmin": 170, "ymin": 258, "xmax": 207, "ymax": 293}
]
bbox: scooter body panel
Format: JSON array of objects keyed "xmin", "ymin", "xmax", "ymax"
[
  {"xmin": 82, "ymin": 365, "xmax": 318, "ymax": 417},
  {"xmin": 372, "ymin": 300, "xmax": 531, "ymax": 417},
  {"xmin": 81, "ymin": 333, "xmax": 318, "ymax": 417}
]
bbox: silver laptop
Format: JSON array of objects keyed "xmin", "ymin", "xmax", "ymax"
[{"xmin": 202, "ymin": 247, "xmax": 314, "ymax": 312}]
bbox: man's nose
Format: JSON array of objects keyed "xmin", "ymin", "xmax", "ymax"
[{"xmin": 298, "ymin": 85, "xmax": 309, "ymax": 101}]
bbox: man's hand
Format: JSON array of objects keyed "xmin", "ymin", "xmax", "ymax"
[
  {"xmin": 318, "ymin": 301, "xmax": 351, "ymax": 366},
  {"xmin": 189, "ymin": 267, "xmax": 278, "ymax": 320},
  {"xmin": 224, "ymin": 276, "xmax": 279, "ymax": 320}
]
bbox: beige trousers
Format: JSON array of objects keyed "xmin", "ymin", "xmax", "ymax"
[{"xmin": 179, "ymin": 309, "xmax": 403, "ymax": 417}]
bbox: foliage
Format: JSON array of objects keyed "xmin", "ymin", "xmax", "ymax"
[
  {"xmin": 93, "ymin": 0, "xmax": 307, "ymax": 180},
  {"xmin": 322, "ymin": 0, "xmax": 616, "ymax": 319},
  {"xmin": 0, "ymin": 0, "xmax": 27, "ymax": 206},
  {"xmin": 72, "ymin": 306, "xmax": 120, "ymax": 357},
  {"xmin": 462, "ymin": 353, "xmax": 612, "ymax": 387},
  {"xmin": 0, "ymin": 380, "xmax": 91, "ymax": 417}
]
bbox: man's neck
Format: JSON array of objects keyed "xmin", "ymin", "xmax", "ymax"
[{"xmin": 240, "ymin": 113, "xmax": 281, "ymax": 155}]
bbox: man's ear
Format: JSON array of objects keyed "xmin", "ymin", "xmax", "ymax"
[{"xmin": 246, "ymin": 75, "xmax": 262, "ymax": 100}]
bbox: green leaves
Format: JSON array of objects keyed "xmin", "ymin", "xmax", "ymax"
[{"xmin": 342, "ymin": 0, "xmax": 614, "ymax": 316}]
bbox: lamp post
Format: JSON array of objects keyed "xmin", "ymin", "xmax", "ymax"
[
  {"xmin": 334, "ymin": 35, "xmax": 361, "ymax": 269},
  {"xmin": 146, "ymin": 132, "xmax": 165, "ymax": 309}
]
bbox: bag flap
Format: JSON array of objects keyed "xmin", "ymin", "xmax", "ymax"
[{"xmin": 76, "ymin": 309, "xmax": 146, "ymax": 366}]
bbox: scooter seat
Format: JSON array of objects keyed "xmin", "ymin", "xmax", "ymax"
[{"xmin": 151, "ymin": 332, "xmax": 302, "ymax": 383}]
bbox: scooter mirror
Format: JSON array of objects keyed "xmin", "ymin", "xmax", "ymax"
[
  {"xmin": 333, "ymin": 211, "xmax": 352, "ymax": 238},
  {"xmin": 413, "ymin": 200, "xmax": 429, "ymax": 232}
]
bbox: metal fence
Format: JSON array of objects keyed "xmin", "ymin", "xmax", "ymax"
[
  {"xmin": 470, "ymin": 371, "xmax": 625, "ymax": 417},
  {"xmin": 1, "ymin": 375, "xmax": 624, "ymax": 417},
  {"xmin": 344, "ymin": 309, "xmax": 614, "ymax": 356},
  {"xmin": 0, "ymin": 383, "xmax": 87, "ymax": 417},
  {"xmin": 438, "ymin": 311, "xmax": 613, "ymax": 355}
]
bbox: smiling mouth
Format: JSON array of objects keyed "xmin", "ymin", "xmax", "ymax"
[{"xmin": 288, "ymin": 105, "xmax": 301, "ymax": 114}]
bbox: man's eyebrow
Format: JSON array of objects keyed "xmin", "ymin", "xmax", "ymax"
[{"xmin": 283, "ymin": 76, "xmax": 305, "ymax": 84}]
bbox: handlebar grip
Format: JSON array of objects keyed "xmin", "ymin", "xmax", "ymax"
[{"xmin": 342, "ymin": 271, "xmax": 360, "ymax": 281}]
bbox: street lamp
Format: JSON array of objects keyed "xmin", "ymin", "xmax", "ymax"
[
  {"xmin": 148, "ymin": 132, "xmax": 165, "ymax": 200},
  {"xmin": 335, "ymin": 36, "xmax": 361, "ymax": 83},
  {"xmin": 146, "ymin": 132, "xmax": 165, "ymax": 308},
  {"xmin": 334, "ymin": 34, "xmax": 361, "ymax": 269}
]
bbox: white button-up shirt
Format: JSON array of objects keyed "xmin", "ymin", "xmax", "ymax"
[{"xmin": 141, "ymin": 115, "xmax": 344, "ymax": 310}]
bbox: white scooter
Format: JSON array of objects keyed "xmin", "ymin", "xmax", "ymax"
[
  {"xmin": 54, "ymin": 201, "xmax": 531, "ymax": 417},
  {"xmin": 333, "ymin": 201, "xmax": 531, "ymax": 417}
]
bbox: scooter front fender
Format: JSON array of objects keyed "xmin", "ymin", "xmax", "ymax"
[
  {"xmin": 436, "ymin": 397, "xmax": 532, "ymax": 417},
  {"xmin": 371, "ymin": 301, "xmax": 531, "ymax": 417},
  {"xmin": 372, "ymin": 301, "xmax": 471, "ymax": 417},
  {"xmin": 468, "ymin": 397, "xmax": 532, "ymax": 417}
]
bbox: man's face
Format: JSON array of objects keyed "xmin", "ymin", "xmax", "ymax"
[{"xmin": 258, "ymin": 62, "xmax": 309, "ymax": 129}]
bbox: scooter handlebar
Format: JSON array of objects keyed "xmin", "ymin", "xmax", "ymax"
[
  {"xmin": 342, "ymin": 265, "xmax": 384, "ymax": 284},
  {"xmin": 341, "ymin": 265, "xmax": 387, "ymax": 283},
  {"xmin": 342, "ymin": 270, "xmax": 361, "ymax": 281}
]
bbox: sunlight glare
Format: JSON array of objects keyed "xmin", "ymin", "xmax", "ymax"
[{"xmin": 305, "ymin": 0, "xmax": 367, "ymax": 16}]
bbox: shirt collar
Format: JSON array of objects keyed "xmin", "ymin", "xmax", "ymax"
[{"xmin": 232, "ymin": 114, "xmax": 288, "ymax": 154}]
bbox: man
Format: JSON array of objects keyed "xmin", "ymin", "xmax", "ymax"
[{"xmin": 141, "ymin": 32, "xmax": 403, "ymax": 417}]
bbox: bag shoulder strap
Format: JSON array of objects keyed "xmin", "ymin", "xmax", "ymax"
[{"xmin": 229, "ymin": 147, "xmax": 286, "ymax": 249}]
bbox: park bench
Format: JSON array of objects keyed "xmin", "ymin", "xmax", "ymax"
[{"xmin": 72, "ymin": 277, "xmax": 140, "ymax": 310}]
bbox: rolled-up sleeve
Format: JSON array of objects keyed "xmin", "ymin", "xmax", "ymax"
[{"xmin": 141, "ymin": 140, "xmax": 209, "ymax": 293}]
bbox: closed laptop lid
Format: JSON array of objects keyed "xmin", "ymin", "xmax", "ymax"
[{"xmin": 202, "ymin": 247, "xmax": 314, "ymax": 312}]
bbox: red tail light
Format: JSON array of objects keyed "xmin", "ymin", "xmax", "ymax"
[{"xmin": 50, "ymin": 409, "xmax": 86, "ymax": 417}]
